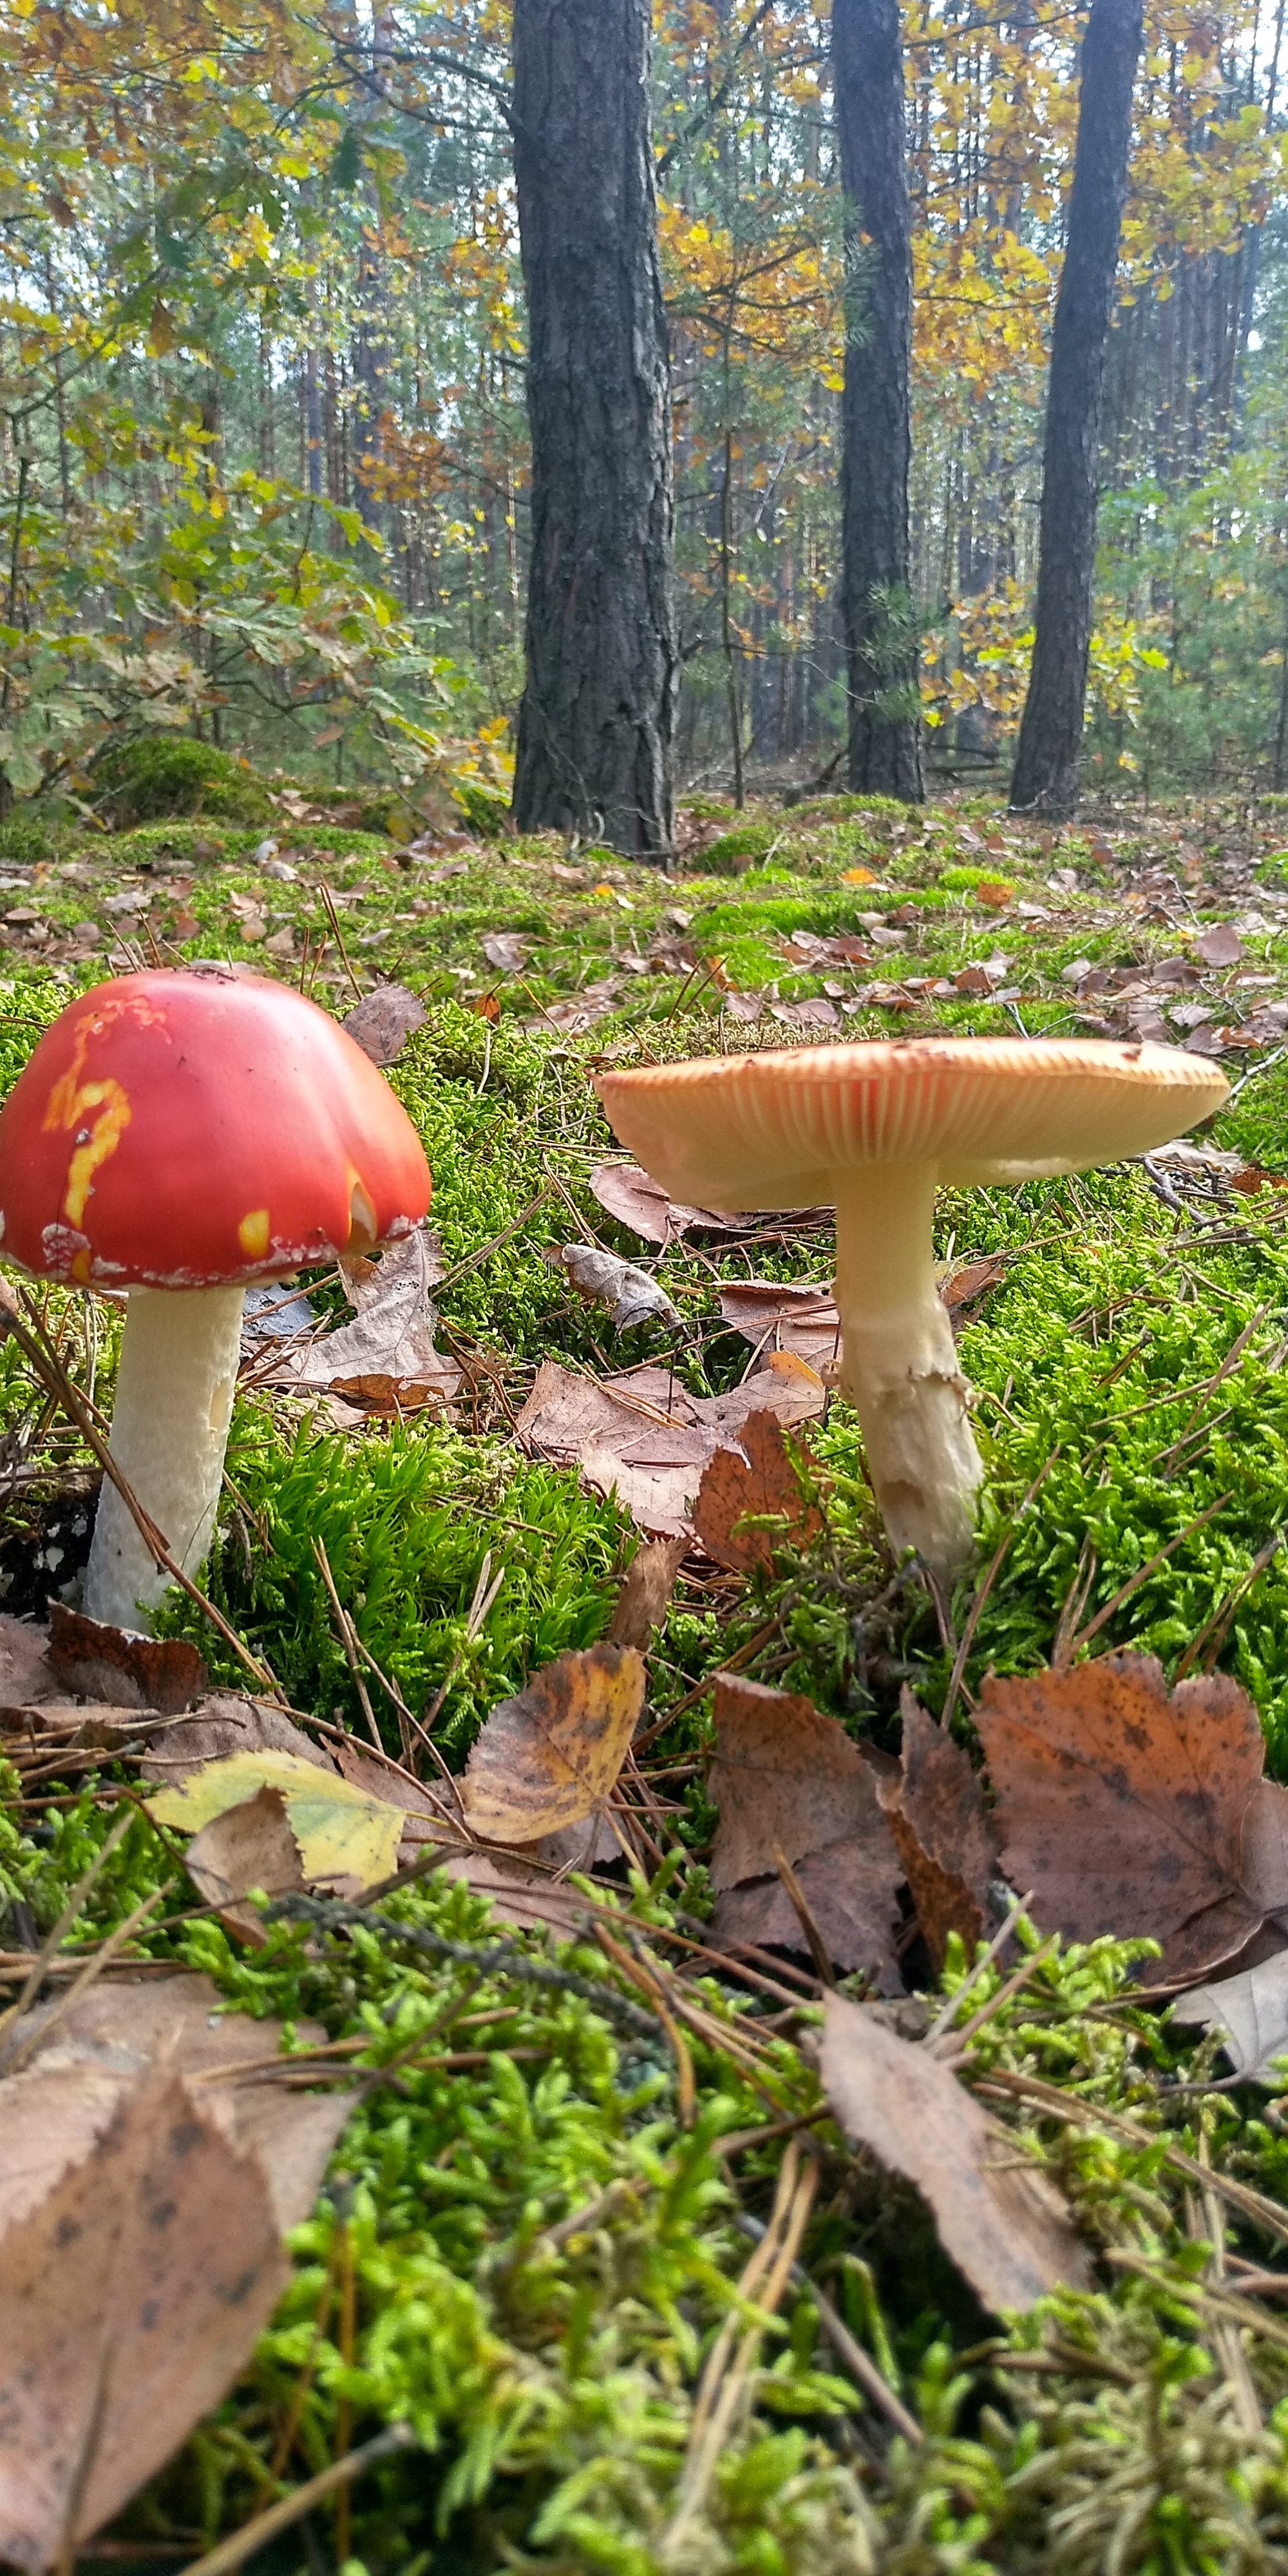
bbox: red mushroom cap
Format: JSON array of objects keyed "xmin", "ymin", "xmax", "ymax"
[{"xmin": 0, "ymin": 968, "xmax": 431, "ymax": 1289}]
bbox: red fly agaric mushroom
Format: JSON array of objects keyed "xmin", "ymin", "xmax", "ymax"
[
  {"xmin": 596, "ymin": 1037, "xmax": 1228, "ymax": 1577},
  {"xmin": 0, "ymin": 969, "xmax": 430, "ymax": 1628}
]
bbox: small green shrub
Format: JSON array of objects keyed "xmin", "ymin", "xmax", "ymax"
[
  {"xmin": 0, "ymin": 808, "xmax": 59, "ymax": 865},
  {"xmin": 91, "ymin": 735, "xmax": 274, "ymax": 827}
]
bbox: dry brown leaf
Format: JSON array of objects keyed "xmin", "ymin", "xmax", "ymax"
[
  {"xmin": 0, "ymin": 2071, "xmax": 290, "ymax": 2568},
  {"xmin": 480, "ymin": 930, "xmax": 529, "ymax": 973},
  {"xmin": 878, "ymin": 1692, "xmax": 998, "ymax": 1973},
  {"xmin": 589, "ymin": 1160, "xmax": 746, "ymax": 1243},
  {"xmin": 9, "ymin": 1973, "xmax": 351, "ymax": 2237},
  {"xmin": 292, "ymin": 1227, "xmax": 461, "ymax": 1414},
  {"xmin": 342, "ymin": 981, "xmax": 426, "ymax": 1065},
  {"xmin": 183, "ymin": 1784, "xmax": 307, "ymax": 1944},
  {"xmin": 692, "ymin": 1414, "xmax": 822, "ymax": 1573},
  {"xmin": 46, "ymin": 1603, "xmax": 207, "ymax": 1716},
  {"xmin": 1195, "ymin": 922, "xmax": 1244, "ymax": 967},
  {"xmin": 140, "ymin": 1693, "xmax": 336, "ymax": 1786},
  {"xmin": 0, "ymin": 1973, "xmax": 351, "ymax": 2569},
  {"xmin": 820, "ymin": 1991, "xmax": 1092, "ymax": 2312},
  {"xmin": 717, "ymin": 1281, "xmax": 842, "ymax": 1374},
  {"xmin": 708, "ymin": 1676, "xmax": 902, "ymax": 1984},
  {"xmin": 0, "ymin": 1614, "xmax": 60, "ymax": 1714},
  {"xmin": 940, "ymin": 1255, "xmax": 1008, "ymax": 1314},
  {"xmin": 516, "ymin": 1357, "xmax": 826, "ymax": 1537},
  {"xmin": 460, "ymin": 1642, "xmax": 645, "ymax": 1843},
  {"xmin": 608, "ymin": 1535, "xmax": 688, "ymax": 1650},
  {"xmin": 978, "ymin": 1652, "xmax": 1288, "ymax": 1982}
]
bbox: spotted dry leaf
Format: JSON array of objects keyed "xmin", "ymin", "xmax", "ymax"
[{"xmin": 977, "ymin": 1651, "xmax": 1288, "ymax": 1983}]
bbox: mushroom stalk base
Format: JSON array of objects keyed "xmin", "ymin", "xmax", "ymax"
[
  {"xmin": 83, "ymin": 1285, "xmax": 245, "ymax": 1631},
  {"xmin": 833, "ymin": 1166, "xmax": 982, "ymax": 1579}
]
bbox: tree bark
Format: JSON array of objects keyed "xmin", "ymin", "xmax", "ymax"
[
  {"xmin": 1009, "ymin": 0, "xmax": 1143, "ymax": 817},
  {"xmin": 833, "ymin": 0, "xmax": 923, "ymax": 802},
  {"xmin": 511, "ymin": 0, "xmax": 677, "ymax": 858}
]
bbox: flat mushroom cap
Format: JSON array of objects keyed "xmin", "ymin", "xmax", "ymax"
[
  {"xmin": 597, "ymin": 1038, "xmax": 1230, "ymax": 1209},
  {"xmin": 0, "ymin": 968, "xmax": 431, "ymax": 1288}
]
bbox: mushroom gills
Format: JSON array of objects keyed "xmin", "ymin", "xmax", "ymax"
[
  {"xmin": 83, "ymin": 1283, "xmax": 245, "ymax": 1629},
  {"xmin": 832, "ymin": 1164, "xmax": 982, "ymax": 1578}
]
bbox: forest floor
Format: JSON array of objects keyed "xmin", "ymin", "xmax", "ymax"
[{"xmin": 6, "ymin": 780, "xmax": 1288, "ymax": 2571}]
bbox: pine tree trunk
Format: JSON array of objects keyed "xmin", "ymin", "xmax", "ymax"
[
  {"xmin": 511, "ymin": 0, "xmax": 677, "ymax": 858},
  {"xmin": 1009, "ymin": 0, "xmax": 1143, "ymax": 817},
  {"xmin": 833, "ymin": 0, "xmax": 923, "ymax": 803}
]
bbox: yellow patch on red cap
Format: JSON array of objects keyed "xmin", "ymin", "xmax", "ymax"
[{"xmin": 238, "ymin": 1208, "xmax": 270, "ymax": 1260}]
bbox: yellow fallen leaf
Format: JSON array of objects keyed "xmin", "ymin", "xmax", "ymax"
[
  {"xmin": 460, "ymin": 1642, "xmax": 645, "ymax": 1844},
  {"xmin": 147, "ymin": 1750, "xmax": 405, "ymax": 1891},
  {"xmin": 842, "ymin": 867, "xmax": 876, "ymax": 886}
]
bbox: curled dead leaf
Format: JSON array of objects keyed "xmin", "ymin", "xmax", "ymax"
[{"xmin": 558, "ymin": 1243, "xmax": 685, "ymax": 1336}]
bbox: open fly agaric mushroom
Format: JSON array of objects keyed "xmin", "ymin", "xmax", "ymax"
[
  {"xmin": 0, "ymin": 968, "xmax": 430, "ymax": 1628},
  {"xmin": 597, "ymin": 1037, "xmax": 1229, "ymax": 1577}
]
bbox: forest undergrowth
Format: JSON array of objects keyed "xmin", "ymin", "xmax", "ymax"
[{"xmin": 7, "ymin": 775, "xmax": 1288, "ymax": 2572}]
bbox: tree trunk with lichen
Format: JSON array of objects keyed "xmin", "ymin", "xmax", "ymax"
[
  {"xmin": 511, "ymin": 0, "xmax": 678, "ymax": 858},
  {"xmin": 833, "ymin": 0, "xmax": 923, "ymax": 804},
  {"xmin": 1009, "ymin": 0, "xmax": 1143, "ymax": 818}
]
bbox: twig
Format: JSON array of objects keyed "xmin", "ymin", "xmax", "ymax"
[
  {"xmin": 313, "ymin": 1537, "xmax": 382, "ymax": 1750},
  {"xmin": 265, "ymin": 1890, "xmax": 661, "ymax": 2041},
  {"xmin": 733, "ymin": 2212, "xmax": 923, "ymax": 2444},
  {"xmin": 435, "ymin": 1182, "xmax": 558, "ymax": 1291},
  {"xmin": 1070, "ymin": 1491, "xmax": 1236, "ymax": 1656},
  {"xmin": 316, "ymin": 881, "xmax": 363, "ymax": 1000},
  {"xmin": 920, "ymin": 1891, "xmax": 1034, "ymax": 2047},
  {"xmin": 176, "ymin": 2424, "xmax": 417, "ymax": 2576}
]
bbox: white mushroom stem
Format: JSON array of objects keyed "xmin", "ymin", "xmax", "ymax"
[
  {"xmin": 83, "ymin": 1284, "xmax": 245, "ymax": 1631},
  {"xmin": 832, "ymin": 1164, "xmax": 983, "ymax": 1579}
]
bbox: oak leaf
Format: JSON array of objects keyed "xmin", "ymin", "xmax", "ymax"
[
  {"xmin": 820, "ymin": 1992, "xmax": 1092, "ymax": 2313},
  {"xmin": 977, "ymin": 1652, "xmax": 1288, "ymax": 1982},
  {"xmin": 460, "ymin": 1642, "xmax": 644, "ymax": 1844},
  {"xmin": 693, "ymin": 1414, "xmax": 822, "ymax": 1573}
]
